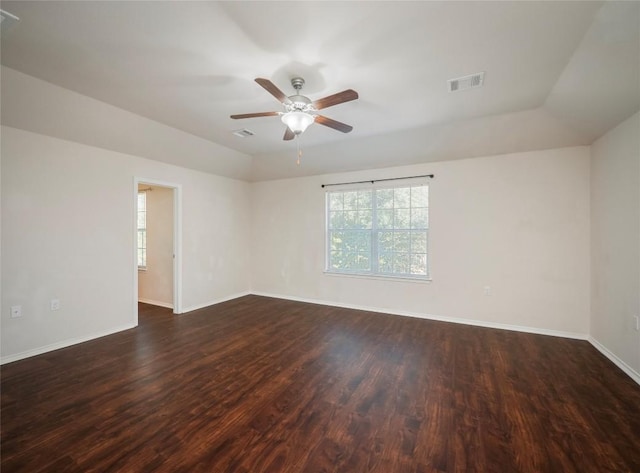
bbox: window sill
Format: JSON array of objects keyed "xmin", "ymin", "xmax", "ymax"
[
  {"xmin": 323, "ymin": 271, "xmax": 431, "ymax": 284},
  {"xmin": 138, "ymin": 267, "xmax": 147, "ymax": 272}
]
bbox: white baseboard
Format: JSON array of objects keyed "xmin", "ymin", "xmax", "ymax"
[
  {"xmin": 252, "ymin": 292, "xmax": 640, "ymax": 386},
  {"xmin": 588, "ymin": 336, "xmax": 640, "ymax": 386},
  {"xmin": 1, "ymin": 322, "xmax": 138, "ymax": 365},
  {"xmin": 1, "ymin": 291, "xmax": 251, "ymax": 364},
  {"xmin": 181, "ymin": 291, "xmax": 251, "ymax": 314},
  {"xmin": 250, "ymin": 291, "xmax": 589, "ymax": 340},
  {"xmin": 138, "ymin": 298, "xmax": 173, "ymax": 309},
  {"xmin": 5, "ymin": 293, "xmax": 637, "ymax": 387}
]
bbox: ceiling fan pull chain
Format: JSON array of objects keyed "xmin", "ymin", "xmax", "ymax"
[{"xmin": 296, "ymin": 138, "xmax": 302, "ymax": 165}]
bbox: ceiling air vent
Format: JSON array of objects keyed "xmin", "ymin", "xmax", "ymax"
[
  {"xmin": 448, "ymin": 72, "xmax": 485, "ymax": 93},
  {"xmin": 0, "ymin": 9, "xmax": 19, "ymax": 33},
  {"xmin": 232, "ymin": 128, "xmax": 255, "ymax": 138}
]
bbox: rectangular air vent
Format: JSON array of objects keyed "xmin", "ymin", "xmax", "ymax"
[
  {"xmin": 448, "ymin": 72, "xmax": 485, "ymax": 93},
  {"xmin": 232, "ymin": 128, "xmax": 255, "ymax": 138}
]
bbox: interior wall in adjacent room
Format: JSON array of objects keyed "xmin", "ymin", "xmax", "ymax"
[{"xmin": 250, "ymin": 146, "xmax": 591, "ymax": 338}]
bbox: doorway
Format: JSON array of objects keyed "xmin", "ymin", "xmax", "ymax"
[{"xmin": 133, "ymin": 178, "xmax": 182, "ymax": 320}]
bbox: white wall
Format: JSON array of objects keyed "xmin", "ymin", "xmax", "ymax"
[
  {"xmin": 1, "ymin": 126, "xmax": 251, "ymax": 362},
  {"xmin": 590, "ymin": 112, "xmax": 640, "ymax": 378},
  {"xmin": 138, "ymin": 185, "xmax": 174, "ymax": 308},
  {"xmin": 251, "ymin": 147, "xmax": 591, "ymax": 337}
]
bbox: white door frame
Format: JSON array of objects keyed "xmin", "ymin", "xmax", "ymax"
[{"xmin": 133, "ymin": 177, "xmax": 183, "ymax": 319}]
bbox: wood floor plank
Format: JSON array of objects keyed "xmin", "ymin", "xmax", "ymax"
[{"xmin": 2, "ymin": 295, "xmax": 640, "ymax": 472}]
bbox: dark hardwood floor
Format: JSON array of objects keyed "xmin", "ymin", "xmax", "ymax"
[{"xmin": 2, "ymin": 295, "xmax": 639, "ymax": 472}]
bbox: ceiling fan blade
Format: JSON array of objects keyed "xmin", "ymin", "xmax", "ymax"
[
  {"xmin": 255, "ymin": 78, "xmax": 291, "ymax": 104},
  {"xmin": 283, "ymin": 127, "xmax": 295, "ymax": 141},
  {"xmin": 312, "ymin": 89, "xmax": 358, "ymax": 110},
  {"xmin": 314, "ymin": 115, "xmax": 353, "ymax": 133},
  {"xmin": 230, "ymin": 111, "xmax": 280, "ymax": 119}
]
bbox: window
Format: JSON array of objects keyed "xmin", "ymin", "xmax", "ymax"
[
  {"xmin": 326, "ymin": 184, "xmax": 429, "ymax": 279},
  {"xmin": 137, "ymin": 191, "xmax": 147, "ymax": 269}
]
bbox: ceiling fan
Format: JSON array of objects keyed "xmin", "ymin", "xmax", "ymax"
[{"xmin": 230, "ymin": 77, "xmax": 358, "ymax": 140}]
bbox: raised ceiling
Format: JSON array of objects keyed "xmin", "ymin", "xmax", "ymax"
[{"xmin": 1, "ymin": 1, "xmax": 638, "ymax": 181}]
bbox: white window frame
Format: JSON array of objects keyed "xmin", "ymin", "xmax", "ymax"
[{"xmin": 324, "ymin": 181, "xmax": 430, "ymax": 281}]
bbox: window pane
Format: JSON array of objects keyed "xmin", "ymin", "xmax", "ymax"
[
  {"xmin": 329, "ymin": 193, "xmax": 343, "ymax": 211},
  {"xmin": 355, "ymin": 252, "xmax": 370, "ymax": 271},
  {"xmin": 411, "ymin": 186, "xmax": 428, "ymax": 207},
  {"xmin": 378, "ymin": 253, "xmax": 393, "ymax": 274},
  {"xmin": 343, "ymin": 231, "xmax": 362, "ymax": 252},
  {"xmin": 344, "ymin": 191, "xmax": 358, "ymax": 210},
  {"xmin": 137, "ymin": 191, "xmax": 147, "ymax": 268},
  {"xmin": 393, "ymin": 253, "xmax": 410, "ymax": 274},
  {"xmin": 411, "ymin": 231, "xmax": 427, "ymax": 253},
  {"xmin": 344, "ymin": 211, "xmax": 358, "ymax": 229},
  {"xmin": 329, "ymin": 211, "xmax": 344, "ymax": 229},
  {"xmin": 410, "ymin": 254, "xmax": 427, "ymax": 275},
  {"xmin": 378, "ymin": 253, "xmax": 393, "ymax": 273},
  {"xmin": 394, "ymin": 208, "xmax": 410, "ymax": 229},
  {"xmin": 137, "ymin": 212, "xmax": 146, "ymax": 229},
  {"xmin": 358, "ymin": 190, "xmax": 372, "ymax": 209},
  {"xmin": 339, "ymin": 232, "xmax": 351, "ymax": 251},
  {"xmin": 357, "ymin": 210, "xmax": 372, "ymax": 229},
  {"xmin": 394, "ymin": 232, "xmax": 410, "ymax": 252},
  {"xmin": 355, "ymin": 232, "xmax": 371, "ymax": 252},
  {"xmin": 330, "ymin": 250, "xmax": 344, "ymax": 269},
  {"xmin": 377, "ymin": 209, "xmax": 393, "ymax": 229},
  {"xmin": 330, "ymin": 231, "xmax": 343, "ymax": 251},
  {"xmin": 138, "ymin": 249, "xmax": 146, "ymax": 267},
  {"xmin": 378, "ymin": 231, "xmax": 394, "ymax": 252},
  {"xmin": 411, "ymin": 208, "xmax": 428, "ymax": 229},
  {"xmin": 376, "ymin": 189, "xmax": 394, "ymax": 209},
  {"xmin": 394, "ymin": 187, "xmax": 410, "ymax": 208},
  {"xmin": 138, "ymin": 231, "xmax": 146, "ymax": 249},
  {"xmin": 339, "ymin": 251, "xmax": 367, "ymax": 271}
]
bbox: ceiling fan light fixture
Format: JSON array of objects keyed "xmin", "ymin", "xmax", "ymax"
[{"xmin": 281, "ymin": 111, "xmax": 314, "ymax": 135}]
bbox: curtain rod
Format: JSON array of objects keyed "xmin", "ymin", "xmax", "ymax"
[{"xmin": 321, "ymin": 174, "xmax": 434, "ymax": 188}]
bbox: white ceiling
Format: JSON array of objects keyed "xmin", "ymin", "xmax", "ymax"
[{"xmin": 1, "ymin": 1, "xmax": 638, "ymax": 181}]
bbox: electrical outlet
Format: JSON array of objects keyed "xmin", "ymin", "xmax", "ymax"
[
  {"xmin": 50, "ymin": 299, "xmax": 60, "ymax": 311},
  {"xmin": 11, "ymin": 305, "xmax": 22, "ymax": 318},
  {"xmin": 483, "ymin": 286, "xmax": 492, "ymax": 296}
]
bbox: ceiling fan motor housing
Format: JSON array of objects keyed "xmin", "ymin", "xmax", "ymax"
[
  {"xmin": 287, "ymin": 94, "xmax": 312, "ymax": 112},
  {"xmin": 287, "ymin": 78, "xmax": 313, "ymax": 112}
]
